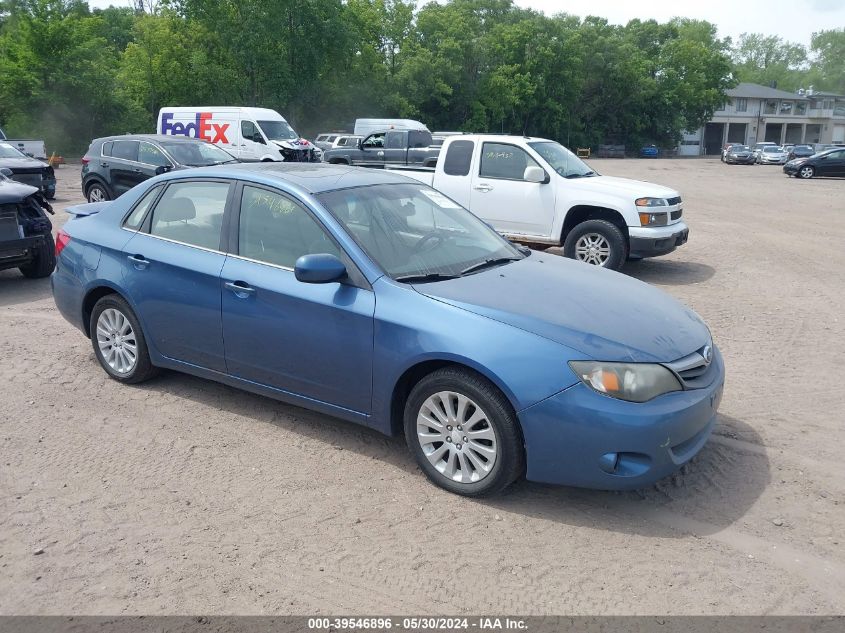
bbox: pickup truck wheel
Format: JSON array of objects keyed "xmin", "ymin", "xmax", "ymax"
[
  {"xmin": 90, "ymin": 295, "xmax": 158, "ymax": 384},
  {"xmin": 18, "ymin": 231, "xmax": 56, "ymax": 279},
  {"xmin": 563, "ymin": 220, "xmax": 626, "ymax": 271}
]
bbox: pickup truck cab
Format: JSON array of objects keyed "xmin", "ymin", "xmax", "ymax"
[
  {"xmin": 323, "ymin": 129, "xmax": 440, "ymax": 168},
  {"xmin": 392, "ymin": 135, "xmax": 688, "ymax": 270}
]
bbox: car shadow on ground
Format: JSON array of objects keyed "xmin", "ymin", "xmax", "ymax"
[
  {"xmin": 131, "ymin": 370, "xmax": 767, "ymax": 540},
  {"xmin": 0, "ymin": 270, "xmax": 53, "ymax": 308},
  {"xmin": 624, "ymin": 258, "xmax": 716, "ymax": 286}
]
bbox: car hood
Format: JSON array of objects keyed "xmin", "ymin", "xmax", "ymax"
[
  {"xmin": 415, "ymin": 255, "xmax": 710, "ymax": 363},
  {"xmin": 0, "ymin": 156, "xmax": 48, "ymax": 170},
  {"xmin": 0, "ymin": 178, "xmax": 39, "ymax": 203},
  {"xmin": 567, "ymin": 175, "xmax": 679, "ymax": 199}
]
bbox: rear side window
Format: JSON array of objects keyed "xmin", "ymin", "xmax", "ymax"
[
  {"xmin": 443, "ymin": 140, "xmax": 474, "ymax": 176},
  {"xmin": 386, "ymin": 131, "xmax": 407, "ymax": 149},
  {"xmin": 149, "ymin": 181, "xmax": 230, "ymax": 250},
  {"xmin": 409, "ymin": 130, "xmax": 432, "ymax": 148},
  {"xmin": 123, "ymin": 185, "xmax": 162, "ymax": 230},
  {"xmin": 112, "ymin": 140, "xmax": 139, "ymax": 162}
]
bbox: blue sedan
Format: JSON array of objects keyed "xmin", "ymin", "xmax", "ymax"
[{"xmin": 52, "ymin": 163, "xmax": 724, "ymax": 496}]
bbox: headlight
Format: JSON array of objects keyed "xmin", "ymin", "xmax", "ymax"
[
  {"xmin": 569, "ymin": 361, "xmax": 682, "ymax": 403},
  {"xmin": 638, "ymin": 211, "xmax": 668, "ymax": 226},
  {"xmin": 635, "ymin": 197, "xmax": 667, "ymax": 207}
]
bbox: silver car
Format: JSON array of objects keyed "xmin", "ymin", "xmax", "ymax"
[{"xmin": 757, "ymin": 146, "xmax": 788, "ymax": 165}]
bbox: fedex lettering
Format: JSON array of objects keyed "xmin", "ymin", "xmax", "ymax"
[{"xmin": 161, "ymin": 112, "xmax": 230, "ymax": 144}]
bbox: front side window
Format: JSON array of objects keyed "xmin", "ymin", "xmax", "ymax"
[
  {"xmin": 238, "ymin": 186, "xmax": 340, "ymax": 269},
  {"xmin": 480, "ymin": 143, "xmax": 541, "ymax": 181},
  {"xmin": 528, "ymin": 141, "xmax": 596, "ymax": 178},
  {"xmin": 111, "ymin": 140, "xmax": 139, "ymax": 162},
  {"xmin": 241, "ymin": 120, "xmax": 263, "ymax": 143},
  {"xmin": 363, "ymin": 133, "xmax": 385, "ymax": 148},
  {"xmin": 139, "ymin": 142, "xmax": 170, "ymax": 167},
  {"xmin": 149, "ymin": 181, "xmax": 230, "ymax": 250},
  {"xmin": 159, "ymin": 140, "xmax": 235, "ymax": 167},
  {"xmin": 123, "ymin": 185, "xmax": 162, "ymax": 230},
  {"xmin": 317, "ymin": 183, "xmax": 522, "ymax": 280}
]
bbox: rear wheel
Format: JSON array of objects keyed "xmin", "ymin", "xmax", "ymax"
[
  {"xmin": 86, "ymin": 182, "xmax": 110, "ymax": 203},
  {"xmin": 563, "ymin": 219, "xmax": 627, "ymax": 271},
  {"xmin": 19, "ymin": 232, "xmax": 56, "ymax": 279},
  {"xmin": 90, "ymin": 294, "xmax": 158, "ymax": 384},
  {"xmin": 799, "ymin": 165, "xmax": 815, "ymax": 179},
  {"xmin": 404, "ymin": 368, "xmax": 524, "ymax": 497}
]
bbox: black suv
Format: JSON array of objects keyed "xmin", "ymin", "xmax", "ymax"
[{"xmin": 81, "ymin": 134, "xmax": 238, "ymax": 203}]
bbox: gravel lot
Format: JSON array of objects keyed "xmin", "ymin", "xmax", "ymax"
[{"xmin": 1, "ymin": 159, "xmax": 843, "ymax": 615}]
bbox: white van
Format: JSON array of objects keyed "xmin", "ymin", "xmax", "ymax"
[
  {"xmin": 353, "ymin": 118, "xmax": 429, "ymax": 138},
  {"xmin": 156, "ymin": 106, "xmax": 320, "ymax": 162}
]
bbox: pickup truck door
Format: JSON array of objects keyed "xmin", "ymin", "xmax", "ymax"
[
  {"xmin": 382, "ymin": 131, "xmax": 408, "ymax": 165},
  {"xmin": 358, "ymin": 133, "xmax": 387, "ymax": 167},
  {"xmin": 469, "ymin": 141, "xmax": 556, "ymax": 239}
]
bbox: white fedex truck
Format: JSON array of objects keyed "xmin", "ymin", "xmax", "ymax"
[{"xmin": 156, "ymin": 106, "xmax": 320, "ymax": 162}]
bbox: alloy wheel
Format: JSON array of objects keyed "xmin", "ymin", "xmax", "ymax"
[
  {"xmin": 799, "ymin": 166, "xmax": 814, "ymax": 179},
  {"xmin": 416, "ymin": 391, "xmax": 498, "ymax": 484},
  {"xmin": 96, "ymin": 308, "xmax": 138, "ymax": 375},
  {"xmin": 575, "ymin": 233, "xmax": 612, "ymax": 266},
  {"xmin": 88, "ymin": 186, "xmax": 106, "ymax": 203}
]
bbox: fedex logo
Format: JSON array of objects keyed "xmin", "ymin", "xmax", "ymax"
[{"xmin": 161, "ymin": 112, "xmax": 230, "ymax": 144}]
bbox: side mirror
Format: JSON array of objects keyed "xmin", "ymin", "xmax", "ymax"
[
  {"xmin": 294, "ymin": 253, "xmax": 347, "ymax": 284},
  {"xmin": 154, "ymin": 165, "xmax": 172, "ymax": 176},
  {"xmin": 0, "ymin": 167, "xmax": 12, "ymax": 178},
  {"xmin": 254, "ymin": 134, "xmax": 266, "ymax": 145},
  {"xmin": 524, "ymin": 165, "xmax": 548, "ymax": 183}
]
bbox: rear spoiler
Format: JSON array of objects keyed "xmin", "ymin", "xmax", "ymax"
[{"xmin": 65, "ymin": 201, "xmax": 111, "ymax": 217}]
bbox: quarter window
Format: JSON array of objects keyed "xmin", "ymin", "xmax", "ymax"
[
  {"xmin": 149, "ymin": 181, "xmax": 230, "ymax": 250},
  {"xmin": 479, "ymin": 143, "xmax": 540, "ymax": 181},
  {"xmin": 111, "ymin": 140, "xmax": 139, "ymax": 162},
  {"xmin": 139, "ymin": 142, "xmax": 170, "ymax": 167},
  {"xmin": 123, "ymin": 185, "xmax": 162, "ymax": 230},
  {"xmin": 238, "ymin": 185, "xmax": 340, "ymax": 269},
  {"xmin": 443, "ymin": 140, "xmax": 475, "ymax": 176}
]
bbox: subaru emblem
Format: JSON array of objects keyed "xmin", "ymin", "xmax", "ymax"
[{"xmin": 702, "ymin": 345, "xmax": 713, "ymax": 365}]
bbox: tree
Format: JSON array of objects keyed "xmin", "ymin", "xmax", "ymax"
[
  {"xmin": 808, "ymin": 28, "xmax": 845, "ymax": 94},
  {"xmin": 731, "ymin": 33, "xmax": 808, "ymax": 91}
]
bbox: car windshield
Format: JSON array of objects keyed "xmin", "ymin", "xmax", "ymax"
[
  {"xmin": 159, "ymin": 141, "xmax": 236, "ymax": 166},
  {"xmin": 0, "ymin": 142, "xmax": 26, "ymax": 159},
  {"xmin": 317, "ymin": 183, "xmax": 524, "ymax": 281},
  {"xmin": 528, "ymin": 141, "xmax": 596, "ymax": 178},
  {"xmin": 733, "ymin": 146, "xmax": 750, "ymax": 152},
  {"xmin": 257, "ymin": 120, "xmax": 299, "ymax": 141},
  {"xmin": 764, "ymin": 147, "xmax": 782, "ymax": 153}
]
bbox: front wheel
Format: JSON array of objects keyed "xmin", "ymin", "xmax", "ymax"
[
  {"xmin": 563, "ymin": 219, "xmax": 627, "ymax": 271},
  {"xmin": 799, "ymin": 165, "xmax": 815, "ymax": 179},
  {"xmin": 90, "ymin": 294, "xmax": 158, "ymax": 384},
  {"xmin": 404, "ymin": 368, "xmax": 524, "ymax": 497}
]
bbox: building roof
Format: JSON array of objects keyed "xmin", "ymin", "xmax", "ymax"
[{"xmin": 726, "ymin": 83, "xmax": 807, "ymax": 100}]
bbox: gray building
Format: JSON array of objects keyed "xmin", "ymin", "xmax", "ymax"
[{"xmin": 678, "ymin": 82, "xmax": 845, "ymax": 156}]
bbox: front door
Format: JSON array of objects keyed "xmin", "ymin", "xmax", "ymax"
[
  {"xmin": 221, "ymin": 184, "xmax": 375, "ymax": 414},
  {"xmin": 469, "ymin": 141, "xmax": 555, "ymax": 239},
  {"xmin": 122, "ymin": 179, "xmax": 232, "ymax": 372},
  {"xmin": 238, "ymin": 120, "xmax": 268, "ymax": 161},
  {"xmin": 358, "ymin": 133, "xmax": 387, "ymax": 167}
]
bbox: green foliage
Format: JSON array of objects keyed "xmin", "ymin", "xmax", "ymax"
[{"xmin": 0, "ymin": 0, "xmax": 749, "ymax": 154}]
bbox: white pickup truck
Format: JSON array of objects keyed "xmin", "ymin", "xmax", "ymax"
[
  {"xmin": 0, "ymin": 127, "xmax": 47, "ymax": 160},
  {"xmin": 391, "ymin": 135, "xmax": 688, "ymax": 270}
]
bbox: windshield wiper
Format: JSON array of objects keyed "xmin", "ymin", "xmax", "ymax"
[
  {"xmin": 460, "ymin": 257, "xmax": 521, "ymax": 276},
  {"xmin": 394, "ymin": 273, "xmax": 460, "ymax": 284},
  {"xmin": 565, "ymin": 171, "xmax": 596, "ymax": 179}
]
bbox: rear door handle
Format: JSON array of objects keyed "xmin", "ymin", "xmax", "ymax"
[
  {"xmin": 132, "ymin": 168, "xmax": 142, "ymax": 173},
  {"xmin": 224, "ymin": 281, "xmax": 256, "ymax": 297},
  {"xmin": 473, "ymin": 184, "xmax": 493, "ymax": 192},
  {"xmin": 100, "ymin": 162, "xmax": 108, "ymax": 168},
  {"xmin": 127, "ymin": 254, "xmax": 149, "ymax": 269}
]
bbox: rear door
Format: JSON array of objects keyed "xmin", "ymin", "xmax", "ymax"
[
  {"xmin": 433, "ymin": 139, "xmax": 475, "ymax": 209},
  {"xmin": 220, "ymin": 183, "xmax": 375, "ymax": 413},
  {"xmin": 468, "ymin": 141, "xmax": 556, "ymax": 238},
  {"xmin": 108, "ymin": 140, "xmax": 141, "ymax": 196},
  {"xmin": 121, "ymin": 179, "xmax": 233, "ymax": 372},
  {"xmin": 382, "ymin": 131, "xmax": 408, "ymax": 164},
  {"xmin": 819, "ymin": 150, "xmax": 845, "ymax": 176}
]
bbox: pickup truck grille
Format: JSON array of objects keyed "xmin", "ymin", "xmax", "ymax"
[
  {"xmin": 670, "ymin": 210, "xmax": 683, "ymax": 221},
  {"xmin": 667, "ymin": 196, "xmax": 682, "ymax": 206}
]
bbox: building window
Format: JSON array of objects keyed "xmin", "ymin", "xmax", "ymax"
[
  {"xmin": 764, "ymin": 100, "xmax": 777, "ymax": 114},
  {"xmin": 735, "ymin": 98, "xmax": 748, "ymax": 112},
  {"xmin": 779, "ymin": 101, "xmax": 793, "ymax": 114},
  {"xmin": 795, "ymin": 101, "xmax": 807, "ymax": 115}
]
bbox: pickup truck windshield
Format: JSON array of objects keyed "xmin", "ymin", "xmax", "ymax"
[
  {"xmin": 528, "ymin": 142, "xmax": 596, "ymax": 178},
  {"xmin": 317, "ymin": 183, "xmax": 523, "ymax": 281},
  {"xmin": 0, "ymin": 143, "xmax": 26, "ymax": 158},
  {"xmin": 257, "ymin": 120, "xmax": 299, "ymax": 141}
]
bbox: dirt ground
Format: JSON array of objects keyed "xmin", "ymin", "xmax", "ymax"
[{"xmin": 1, "ymin": 159, "xmax": 843, "ymax": 615}]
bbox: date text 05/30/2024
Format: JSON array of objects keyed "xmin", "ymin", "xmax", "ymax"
[{"xmin": 307, "ymin": 617, "xmax": 528, "ymax": 630}]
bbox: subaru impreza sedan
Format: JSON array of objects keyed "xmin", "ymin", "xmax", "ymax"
[{"xmin": 52, "ymin": 163, "xmax": 724, "ymax": 496}]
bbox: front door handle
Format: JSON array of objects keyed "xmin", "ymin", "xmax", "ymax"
[
  {"xmin": 127, "ymin": 254, "xmax": 149, "ymax": 269},
  {"xmin": 473, "ymin": 184, "xmax": 494, "ymax": 192},
  {"xmin": 133, "ymin": 168, "xmax": 142, "ymax": 173},
  {"xmin": 377, "ymin": 151, "xmax": 384, "ymax": 158},
  {"xmin": 224, "ymin": 281, "xmax": 256, "ymax": 297}
]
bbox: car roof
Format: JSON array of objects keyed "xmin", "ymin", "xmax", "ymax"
[{"xmin": 166, "ymin": 162, "xmax": 419, "ymax": 195}]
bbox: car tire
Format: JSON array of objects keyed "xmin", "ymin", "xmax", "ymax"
[
  {"xmin": 90, "ymin": 294, "xmax": 158, "ymax": 384},
  {"xmin": 404, "ymin": 367, "xmax": 524, "ymax": 497},
  {"xmin": 563, "ymin": 219, "xmax": 627, "ymax": 271},
  {"xmin": 798, "ymin": 166, "xmax": 815, "ymax": 179},
  {"xmin": 86, "ymin": 182, "xmax": 110, "ymax": 203},
  {"xmin": 18, "ymin": 231, "xmax": 56, "ymax": 279}
]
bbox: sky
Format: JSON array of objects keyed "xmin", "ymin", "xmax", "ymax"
[{"xmin": 513, "ymin": 0, "xmax": 845, "ymax": 47}]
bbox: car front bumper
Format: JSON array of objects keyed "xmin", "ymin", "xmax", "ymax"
[
  {"xmin": 760, "ymin": 157, "xmax": 787, "ymax": 164},
  {"xmin": 518, "ymin": 347, "xmax": 725, "ymax": 489},
  {"xmin": 628, "ymin": 221, "xmax": 689, "ymax": 258},
  {"xmin": 726, "ymin": 155, "xmax": 755, "ymax": 164}
]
